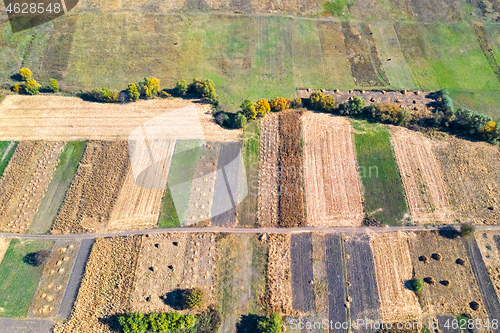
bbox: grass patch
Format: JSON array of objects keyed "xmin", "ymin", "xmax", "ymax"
[
  {"xmin": 0, "ymin": 239, "xmax": 54, "ymax": 318},
  {"xmin": 158, "ymin": 186, "xmax": 179, "ymax": 228},
  {"xmin": 237, "ymin": 119, "xmax": 260, "ymax": 227},
  {"xmin": 29, "ymin": 141, "xmax": 87, "ymax": 234},
  {"xmin": 0, "ymin": 141, "xmax": 18, "ymax": 178},
  {"xmin": 351, "ymin": 119, "xmax": 409, "ymax": 225},
  {"xmin": 249, "ymin": 235, "xmax": 268, "ymax": 314}
]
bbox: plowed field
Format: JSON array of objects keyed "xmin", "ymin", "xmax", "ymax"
[
  {"xmin": 390, "ymin": 127, "xmax": 451, "ymax": 224},
  {"xmin": 0, "ymin": 141, "xmax": 64, "ymax": 233},
  {"xmin": 265, "ymin": 234, "xmax": 293, "ymax": 315},
  {"xmin": 302, "ymin": 112, "xmax": 363, "ymax": 226},
  {"xmin": 51, "ymin": 141, "xmax": 129, "ymax": 234}
]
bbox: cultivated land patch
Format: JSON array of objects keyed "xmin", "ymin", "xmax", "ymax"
[
  {"xmin": 290, "ymin": 233, "xmax": 314, "ymax": 313},
  {"xmin": 311, "ymin": 233, "xmax": 328, "ymax": 320},
  {"xmin": 351, "ymin": 120, "xmax": 409, "ymax": 225},
  {"xmin": 302, "ymin": 112, "xmax": 363, "ymax": 227},
  {"xmin": 0, "ymin": 141, "xmax": 64, "ymax": 233},
  {"xmin": 0, "ymin": 237, "xmax": 9, "ymax": 264},
  {"xmin": 53, "ymin": 236, "xmax": 141, "ymax": 333},
  {"xmin": 370, "ymin": 232, "xmax": 421, "ymax": 322},
  {"xmin": 432, "ymin": 135, "xmax": 500, "ymax": 224},
  {"xmin": 390, "ymin": 127, "xmax": 451, "ymax": 224},
  {"xmin": 0, "ymin": 239, "xmax": 54, "ymax": 318},
  {"xmin": 51, "ymin": 141, "xmax": 129, "ymax": 234},
  {"xmin": 258, "ymin": 113, "xmax": 280, "ymax": 227},
  {"xmin": 409, "ymin": 231, "xmax": 487, "ymax": 319},
  {"xmin": 475, "ymin": 232, "xmax": 500, "ymax": 308},
  {"xmin": 344, "ymin": 233, "xmax": 381, "ymax": 332},
  {"xmin": 30, "ymin": 141, "xmax": 87, "ymax": 234},
  {"xmin": 325, "ymin": 234, "xmax": 348, "ymax": 331},
  {"xmin": 0, "ymin": 141, "xmax": 17, "ymax": 178},
  {"xmin": 265, "ymin": 234, "xmax": 293, "ymax": 315}
]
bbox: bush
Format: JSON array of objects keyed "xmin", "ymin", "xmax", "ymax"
[
  {"xmin": 255, "ymin": 98, "xmax": 271, "ymax": 118},
  {"xmin": 0, "ymin": 92, "xmax": 4, "ymax": 102},
  {"xmin": 126, "ymin": 83, "xmax": 140, "ymax": 102},
  {"xmin": 452, "ymin": 108, "xmax": 500, "ymax": 142},
  {"xmin": 159, "ymin": 90, "xmax": 171, "ymax": 98},
  {"xmin": 323, "ymin": 0, "xmax": 347, "ymax": 16},
  {"xmin": 12, "ymin": 83, "xmax": 22, "ymax": 93},
  {"xmin": 241, "ymin": 99, "xmax": 257, "ymax": 119},
  {"xmin": 270, "ymin": 97, "xmax": 290, "ymax": 112},
  {"xmin": 289, "ymin": 97, "xmax": 303, "ymax": 109},
  {"xmin": 235, "ymin": 113, "xmax": 247, "ymax": 129},
  {"xmin": 437, "ymin": 89, "xmax": 449, "ymax": 98},
  {"xmin": 25, "ymin": 79, "xmax": 41, "ymax": 95},
  {"xmin": 339, "ymin": 95, "xmax": 365, "ymax": 116},
  {"xmin": 190, "ymin": 78, "xmax": 218, "ymax": 104},
  {"xmin": 460, "ymin": 223, "xmax": 475, "ymax": 237},
  {"xmin": 145, "ymin": 77, "xmax": 160, "ymax": 95},
  {"xmin": 119, "ymin": 312, "xmax": 148, "ymax": 333},
  {"xmin": 18, "ymin": 67, "xmax": 32, "ymax": 81},
  {"xmin": 175, "ymin": 79, "xmax": 189, "ymax": 95},
  {"xmin": 23, "ymin": 250, "xmax": 51, "ymax": 266},
  {"xmin": 257, "ymin": 313, "xmax": 282, "ymax": 333},
  {"xmin": 309, "ymin": 91, "xmax": 335, "ymax": 112},
  {"xmin": 182, "ymin": 288, "xmax": 205, "ymax": 310},
  {"xmin": 411, "ymin": 278, "xmax": 423, "ymax": 292},
  {"xmin": 49, "ymin": 79, "xmax": 59, "ymax": 93},
  {"xmin": 89, "ymin": 88, "xmax": 120, "ymax": 103},
  {"xmin": 368, "ymin": 103, "xmax": 411, "ymax": 126}
]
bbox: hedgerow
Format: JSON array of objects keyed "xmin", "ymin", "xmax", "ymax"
[{"xmin": 118, "ymin": 312, "xmax": 196, "ymax": 333}]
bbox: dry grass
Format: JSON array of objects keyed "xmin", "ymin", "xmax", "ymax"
[
  {"xmin": 474, "ymin": 231, "xmax": 500, "ymax": 302},
  {"xmin": 302, "ymin": 112, "xmax": 363, "ymax": 226},
  {"xmin": 390, "ymin": 127, "xmax": 451, "ymax": 223},
  {"xmin": 370, "ymin": 232, "xmax": 422, "ymax": 322},
  {"xmin": 0, "ymin": 141, "xmax": 64, "ymax": 233},
  {"xmin": 51, "ymin": 141, "xmax": 129, "ymax": 234},
  {"xmin": 0, "ymin": 237, "xmax": 9, "ymax": 264},
  {"xmin": 53, "ymin": 236, "xmax": 142, "ymax": 333}
]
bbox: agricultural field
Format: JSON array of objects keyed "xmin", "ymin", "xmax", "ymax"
[
  {"xmin": 302, "ymin": 112, "xmax": 363, "ymax": 227},
  {"xmin": 432, "ymin": 134, "xmax": 500, "ymax": 224},
  {"xmin": 0, "ymin": 141, "xmax": 17, "ymax": 177},
  {"xmin": 390, "ymin": 127, "xmax": 451, "ymax": 224},
  {"xmin": 290, "ymin": 233, "xmax": 314, "ymax": 313},
  {"xmin": 475, "ymin": 232, "xmax": 500, "ymax": 304},
  {"xmin": 0, "ymin": 141, "xmax": 64, "ymax": 233},
  {"xmin": 265, "ymin": 234, "xmax": 293, "ymax": 315},
  {"xmin": 351, "ymin": 120, "xmax": 409, "ymax": 225}
]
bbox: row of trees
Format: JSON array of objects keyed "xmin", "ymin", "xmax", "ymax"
[
  {"xmin": 11, "ymin": 68, "xmax": 59, "ymax": 95},
  {"xmin": 118, "ymin": 312, "xmax": 196, "ymax": 333}
]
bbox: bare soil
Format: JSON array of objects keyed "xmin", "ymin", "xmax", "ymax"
[
  {"xmin": 0, "ymin": 141, "xmax": 64, "ymax": 233},
  {"xmin": 51, "ymin": 141, "xmax": 130, "ymax": 234},
  {"xmin": 302, "ymin": 112, "xmax": 363, "ymax": 227},
  {"xmin": 0, "ymin": 237, "xmax": 9, "ymax": 264},
  {"xmin": 290, "ymin": 233, "xmax": 314, "ymax": 313},
  {"xmin": 390, "ymin": 127, "xmax": 451, "ymax": 223},
  {"xmin": 311, "ymin": 233, "xmax": 328, "ymax": 318}
]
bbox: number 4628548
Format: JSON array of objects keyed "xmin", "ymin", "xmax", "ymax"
[{"xmin": 5, "ymin": 2, "xmax": 62, "ymax": 14}]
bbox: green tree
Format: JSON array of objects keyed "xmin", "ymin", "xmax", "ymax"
[
  {"xmin": 118, "ymin": 312, "xmax": 148, "ymax": 333},
  {"xmin": 49, "ymin": 79, "xmax": 59, "ymax": 93},
  {"xmin": 241, "ymin": 99, "xmax": 257, "ymax": 119},
  {"xmin": 25, "ymin": 79, "xmax": 41, "ymax": 95},
  {"xmin": 182, "ymin": 288, "xmax": 205, "ymax": 310},
  {"xmin": 460, "ymin": 223, "xmax": 475, "ymax": 237},
  {"xmin": 127, "ymin": 83, "xmax": 140, "ymax": 102},
  {"xmin": 309, "ymin": 91, "xmax": 335, "ymax": 112},
  {"xmin": 190, "ymin": 78, "xmax": 219, "ymax": 104},
  {"xmin": 411, "ymin": 278, "xmax": 423, "ymax": 292},
  {"xmin": 257, "ymin": 313, "xmax": 282, "ymax": 333},
  {"xmin": 175, "ymin": 79, "xmax": 189, "ymax": 95},
  {"xmin": 339, "ymin": 95, "xmax": 365, "ymax": 115},
  {"xmin": 235, "ymin": 113, "xmax": 247, "ymax": 129}
]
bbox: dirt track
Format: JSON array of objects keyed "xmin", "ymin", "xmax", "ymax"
[{"xmin": 302, "ymin": 112, "xmax": 363, "ymax": 227}]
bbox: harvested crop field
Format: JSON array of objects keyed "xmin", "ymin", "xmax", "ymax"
[
  {"xmin": 0, "ymin": 141, "xmax": 17, "ymax": 178},
  {"xmin": 278, "ymin": 111, "xmax": 305, "ymax": 228},
  {"xmin": 29, "ymin": 240, "xmax": 80, "ymax": 318},
  {"xmin": 290, "ymin": 233, "xmax": 314, "ymax": 313},
  {"xmin": 344, "ymin": 233, "xmax": 381, "ymax": 331},
  {"xmin": 325, "ymin": 234, "xmax": 348, "ymax": 330},
  {"xmin": 475, "ymin": 232, "xmax": 500, "ymax": 302},
  {"xmin": 409, "ymin": 231, "xmax": 488, "ymax": 319},
  {"xmin": 130, "ymin": 233, "xmax": 216, "ymax": 313},
  {"xmin": 370, "ymin": 233, "xmax": 421, "ymax": 322},
  {"xmin": 432, "ymin": 135, "xmax": 500, "ymax": 224},
  {"xmin": 302, "ymin": 112, "xmax": 363, "ymax": 227},
  {"xmin": 258, "ymin": 114, "xmax": 280, "ymax": 227},
  {"xmin": 51, "ymin": 141, "xmax": 129, "ymax": 234},
  {"xmin": 390, "ymin": 127, "xmax": 451, "ymax": 223},
  {"xmin": 0, "ymin": 141, "xmax": 64, "ymax": 233},
  {"xmin": 53, "ymin": 236, "xmax": 141, "ymax": 333},
  {"xmin": 0, "ymin": 237, "xmax": 9, "ymax": 265}
]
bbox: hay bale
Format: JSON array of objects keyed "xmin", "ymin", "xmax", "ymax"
[
  {"xmin": 419, "ymin": 255, "xmax": 429, "ymax": 263},
  {"xmin": 456, "ymin": 258, "xmax": 465, "ymax": 265},
  {"xmin": 439, "ymin": 280, "xmax": 450, "ymax": 286},
  {"xmin": 470, "ymin": 301, "xmax": 480, "ymax": 311},
  {"xmin": 432, "ymin": 253, "xmax": 443, "ymax": 261},
  {"xmin": 424, "ymin": 277, "xmax": 435, "ymax": 285}
]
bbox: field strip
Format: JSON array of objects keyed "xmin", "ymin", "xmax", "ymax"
[
  {"xmin": 475, "ymin": 232, "xmax": 500, "ymax": 304},
  {"xmin": 0, "ymin": 237, "xmax": 9, "ymax": 265},
  {"xmin": 266, "ymin": 234, "xmax": 293, "ymax": 315},
  {"xmin": 325, "ymin": 234, "xmax": 348, "ymax": 329},
  {"xmin": 290, "ymin": 233, "xmax": 314, "ymax": 313}
]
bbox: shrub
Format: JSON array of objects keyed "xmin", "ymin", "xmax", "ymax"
[
  {"xmin": 241, "ymin": 99, "xmax": 257, "ymax": 119},
  {"xmin": 119, "ymin": 312, "xmax": 196, "ymax": 333},
  {"xmin": 190, "ymin": 78, "xmax": 218, "ymax": 104},
  {"xmin": 23, "ymin": 250, "xmax": 51, "ymax": 266},
  {"xmin": 460, "ymin": 223, "xmax": 475, "ymax": 237},
  {"xmin": 452, "ymin": 108, "xmax": 500, "ymax": 142},
  {"xmin": 182, "ymin": 288, "xmax": 205, "ymax": 310},
  {"xmin": 18, "ymin": 67, "xmax": 32, "ymax": 81},
  {"xmin": 369, "ymin": 103, "xmax": 411, "ymax": 126},
  {"xmin": 0, "ymin": 92, "xmax": 4, "ymax": 102},
  {"xmin": 175, "ymin": 79, "xmax": 189, "ymax": 95},
  {"xmin": 126, "ymin": 83, "xmax": 140, "ymax": 102},
  {"xmin": 159, "ymin": 90, "xmax": 171, "ymax": 98},
  {"xmin": 49, "ymin": 79, "xmax": 59, "ymax": 93},
  {"xmin": 289, "ymin": 97, "xmax": 303, "ymax": 109},
  {"xmin": 89, "ymin": 88, "xmax": 120, "ymax": 103},
  {"xmin": 255, "ymin": 98, "xmax": 271, "ymax": 117},
  {"xmin": 270, "ymin": 97, "xmax": 290, "ymax": 112},
  {"xmin": 12, "ymin": 83, "xmax": 22, "ymax": 93},
  {"xmin": 214, "ymin": 112, "xmax": 226, "ymax": 126},
  {"xmin": 411, "ymin": 278, "xmax": 423, "ymax": 292},
  {"xmin": 25, "ymin": 79, "xmax": 41, "ymax": 95},
  {"xmin": 323, "ymin": 0, "xmax": 347, "ymax": 16},
  {"xmin": 339, "ymin": 95, "xmax": 365, "ymax": 116},
  {"xmin": 119, "ymin": 312, "xmax": 148, "ymax": 333},
  {"xmin": 309, "ymin": 91, "xmax": 335, "ymax": 112},
  {"xmin": 257, "ymin": 313, "xmax": 282, "ymax": 333},
  {"xmin": 235, "ymin": 113, "xmax": 247, "ymax": 129},
  {"xmin": 145, "ymin": 77, "xmax": 160, "ymax": 95},
  {"xmin": 441, "ymin": 95, "xmax": 454, "ymax": 115},
  {"xmin": 437, "ymin": 89, "xmax": 449, "ymax": 98},
  {"xmin": 480, "ymin": 120, "xmax": 500, "ymax": 143}
]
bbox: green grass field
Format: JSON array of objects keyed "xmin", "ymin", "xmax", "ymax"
[
  {"xmin": 0, "ymin": 141, "xmax": 18, "ymax": 178},
  {"xmin": 351, "ymin": 119, "xmax": 409, "ymax": 226},
  {"xmin": 0, "ymin": 239, "xmax": 54, "ymax": 318},
  {"xmin": 29, "ymin": 141, "xmax": 87, "ymax": 234}
]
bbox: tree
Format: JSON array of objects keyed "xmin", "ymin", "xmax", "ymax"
[
  {"xmin": 270, "ymin": 97, "xmax": 289, "ymax": 112},
  {"xmin": 175, "ymin": 79, "xmax": 189, "ymax": 95},
  {"xmin": 24, "ymin": 250, "xmax": 51, "ymax": 266},
  {"xmin": 89, "ymin": 88, "xmax": 119, "ymax": 102},
  {"xmin": 182, "ymin": 288, "xmax": 205, "ymax": 310},
  {"xmin": 241, "ymin": 99, "xmax": 257, "ymax": 119},
  {"xmin": 411, "ymin": 278, "xmax": 423, "ymax": 292},
  {"xmin": 257, "ymin": 313, "xmax": 282, "ymax": 333},
  {"xmin": 18, "ymin": 67, "xmax": 32, "ymax": 81},
  {"xmin": 235, "ymin": 113, "xmax": 247, "ymax": 129},
  {"xmin": 339, "ymin": 95, "xmax": 365, "ymax": 115},
  {"xmin": 127, "ymin": 83, "xmax": 140, "ymax": 102},
  {"xmin": 255, "ymin": 98, "xmax": 271, "ymax": 117},
  {"xmin": 460, "ymin": 223, "xmax": 475, "ymax": 237},
  {"xmin": 118, "ymin": 312, "xmax": 148, "ymax": 333},
  {"xmin": 190, "ymin": 78, "xmax": 218, "ymax": 104},
  {"xmin": 25, "ymin": 79, "xmax": 41, "ymax": 95},
  {"xmin": 49, "ymin": 79, "xmax": 59, "ymax": 93},
  {"xmin": 309, "ymin": 91, "xmax": 335, "ymax": 112}
]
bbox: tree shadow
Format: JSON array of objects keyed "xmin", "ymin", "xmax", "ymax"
[
  {"xmin": 438, "ymin": 226, "xmax": 460, "ymax": 239},
  {"xmin": 403, "ymin": 279, "xmax": 414, "ymax": 291},
  {"xmin": 161, "ymin": 289, "xmax": 187, "ymax": 310},
  {"xmin": 236, "ymin": 314, "xmax": 261, "ymax": 333},
  {"xmin": 10, "ymin": 73, "xmax": 23, "ymax": 81},
  {"xmin": 98, "ymin": 314, "xmax": 122, "ymax": 332}
]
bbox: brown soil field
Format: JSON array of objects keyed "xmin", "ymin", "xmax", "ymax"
[
  {"xmin": 0, "ymin": 95, "xmax": 240, "ymax": 141},
  {"xmin": 475, "ymin": 232, "xmax": 500, "ymax": 302},
  {"xmin": 278, "ymin": 111, "xmax": 305, "ymax": 228},
  {"xmin": 51, "ymin": 141, "xmax": 130, "ymax": 234},
  {"xmin": 432, "ymin": 135, "xmax": 500, "ymax": 224},
  {"xmin": 390, "ymin": 127, "xmax": 451, "ymax": 223},
  {"xmin": 29, "ymin": 240, "xmax": 80, "ymax": 318},
  {"xmin": 0, "ymin": 141, "xmax": 64, "ymax": 233},
  {"xmin": 409, "ymin": 231, "xmax": 488, "ymax": 319},
  {"xmin": 312, "ymin": 233, "xmax": 328, "ymax": 317},
  {"xmin": 264, "ymin": 234, "xmax": 293, "ymax": 315},
  {"xmin": 130, "ymin": 233, "xmax": 217, "ymax": 313},
  {"xmin": 302, "ymin": 112, "xmax": 363, "ymax": 227},
  {"xmin": 0, "ymin": 237, "xmax": 9, "ymax": 264},
  {"xmin": 297, "ymin": 89, "xmax": 436, "ymax": 117},
  {"xmin": 53, "ymin": 236, "xmax": 142, "ymax": 333},
  {"xmin": 258, "ymin": 114, "xmax": 280, "ymax": 227},
  {"xmin": 370, "ymin": 232, "xmax": 422, "ymax": 322}
]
